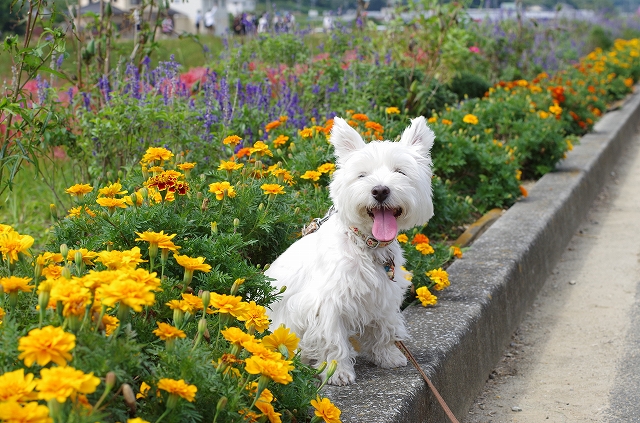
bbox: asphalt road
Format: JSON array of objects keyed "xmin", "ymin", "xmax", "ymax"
[{"xmin": 464, "ymin": 131, "xmax": 640, "ymax": 423}]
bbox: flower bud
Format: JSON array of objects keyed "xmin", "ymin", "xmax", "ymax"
[
  {"xmin": 173, "ymin": 308, "xmax": 184, "ymax": 328},
  {"xmin": 105, "ymin": 372, "xmax": 116, "ymax": 389},
  {"xmin": 325, "ymin": 359, "xmax": 338, "ymax": 380},
  {"xmin": 50, "ymin": 204, "xmax": 58, "ymax": 221},
  {"xmin": 210, "ymin": 221, "xmax": 218, "ymax": 234},
  {"xmin": 122, "ymin": 383, "xmax": 136, "ymax": 413},
  {"xmin": 201, "ymin": 291, "xmax": 211, "ymax": 310},
  {"xmin": 74, "ymin": 251, "xmax": 83, "ymax": 270},
  {"xmin": 62, "ymin": 266, "xmax": 71, "ymax": 279},
  {"xmin": 216, "ymin": 396, "xmax": 228, "ymax": 412},
  {"xmin": 60, "ymin": 244, "xmax": 69, "ymax": 259},
  {"xmin": 233, "ymin": 218, "xmax": 240, "ymax": 229},
  {"xmin": 198, "ymin": 317, "xmax": 207, "ymax": 334},
  {"xmin": 258, "ymin": 203, "xmax": 264, "ymax": 211},
  {"xmin": 315, "ymin": 361, "xmax": 328, "ymax": 374}
]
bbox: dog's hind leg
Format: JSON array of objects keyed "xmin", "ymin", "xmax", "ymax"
[{"xmin": 357, "ymin": 319, "xmax": 408, "ymax": 369}]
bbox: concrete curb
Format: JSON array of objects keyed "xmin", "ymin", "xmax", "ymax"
[{"xmin": 323, "ymin": 86, "xmax": 640, "ymax": 422}]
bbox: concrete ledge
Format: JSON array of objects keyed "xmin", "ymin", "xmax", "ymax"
[{"xmin": 324, "ymin": 87, "xmax": 640, "ymax": 422}]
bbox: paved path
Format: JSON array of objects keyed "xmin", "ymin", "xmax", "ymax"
[{"xmin": 464, "ymin": 132, "xmax": 640, "ymax": 423}]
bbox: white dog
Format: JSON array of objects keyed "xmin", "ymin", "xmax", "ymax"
[{"xmin": 265, "ymin": 116, "xmax": 435, "ymax": 385}]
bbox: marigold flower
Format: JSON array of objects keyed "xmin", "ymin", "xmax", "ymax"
[
  {"xmin": 427, "ymin": 116, "xmax": 437, "ymax": 123},
  {"xmin": 237, "ymin": 301, "xmax": 270, "ymax": 333},
  {"xmin": 265, "ymin": 120, "xmax": 281, "ymax": 132},
  {"xmin": 157, "ymin": 378, "xmax": 197, "ymax": 402},
  {"xmin": 66, "ymin": 248, "xmax": 98, "ymax": 265},
  {"xmin": 209, "ymin": 181, "xmax": 236, "ymax": 200},
  {"xmin": 221, "ymin": 326, "xmax": 255, "ymax": 347},
  {"xmin": 136, "ymin": 382, "xmax": 151, "ymax": 399},
  {"xmin": 165, "ymin": 299, "xmax": 195, "ymax": 314},
  {"xmin": 141, "ymin": 147, "xmax": 174, "ymax": 164},
  {"xmin": 177, "ymin": 162, "xmax": 196, "ymax": 171},
  {"xmin": 300, "ymin": 170, "xmax": 322, "ymax": 181},
  {"xmin": 519, "ymin": 185, "xmax": 529, "ymax": 197},
  {"xmin": 317, "ymin": 163, "xmax": 335, "ymax": 174},
  {"xmin": 450, "ymin": 246, "xmax": 463, "ymax": 258},
  {"xmin": 135, "ymin": 230, "xmax": 177, "ymax": 250},
  {"xmin": 0, "ymin": 369, "xmax": 37, "ymax": 402},
  {"xmin": 396, "ymin": 234, "xmax": 408, "ymax": 243},
  {"xmin": 310, "ymin": 396, "xmax": 342, "ymax": 423},
  {"xmin": 210, "ymin": 292, "xmax": 247, "ymax": 317},
  {"xmin": 0, "ymin": 306, "xmax": 5, "ymax": 323},
  {"xmin": 426, "ymin": 268, "xmax": 450, "ymax": 291},
  {"xmin": 364, "ymin": 121, "xmax": 384, "ymax": 133},
  {"xmin": 96, "ymin": 247, "xmax": 147, "ymax": 270},
  {"xmin": 415, "ymin": 242, "xmax": 434, "ymax": 255},
  {"xmin": 96, "ymin": 197, "xmax": 128, "ymax": 212},
  {"xmin": 102, "ymin": 315, "xmax": 119, "ymax": 336},
  {"xmin": 65, "ymin": 183, "xmax": 93, "ymax": 197},
  {"xmin": 441, "ymin": 119, "xmax": 452, "ymax": 125},
  {"xmin": 255, "ymin": 399, "xmax": 282, "ymax": 423},
  {"xmin": 549, "ymin": 104, "xmax": 563, "ymax": 116},
  {"xmin": 17, "ymin": 326, "xmax": 76, "ymax": 367},
  {"xmin": 411, "ymin": 234, "xmax": 429, "ymax": 245},
  {"xmin": 180, "ymin": 293, "xmax": 205, "ymax": 311},
  {"xmin": 36, "ymin": 366, "xmax": 100, "ymax": 403},
  {"xmin": 262, "ymin": 324, "xmax": 299, "ymax": 358},
  {"xmin": 273, "ymin": 135, "xmax": 290, "ymax": 148},
  {"xmin": 416, "ymin": 286, "xmax": 438, "ymax": 307},
  {"xmin": 128, "ymin": 418, "xmax": 151, "ymax": 423},
  {"xmin": 98, "ymin": 182, "xmax": 128, "ymax": 198},
  {"xmin": 0, "ymin": 276, "xmax": 33, "ymax": 293},
  {"xmin": 153, "ymin": 322, "xmax": 187, "ymax": 341},
  {"xmin": 261, "ymin": 183, "xmax": 285, "ymax": 196},
  {"xmin": 385, "ymin": 107, "xmax": 400, "ymax": 114},
  {"xmin": 173, "ymin": 254, "xmax": 212, "ymax": 273},
  {"xmin": 250, "ymin": 141, "xmax": 273, "ymax": 157},
  {"xmin": 244, "ymin": 356, "xmax": 294, "ymax": 385},
  {"xmin": 462, "ymin": 114, "xmax": 479, "ymax": 125},
  {"xmin": 0, "ymin": 401, "xmax": 52, "ymax": 423},
  {"xmin": 218, "ymin": 159, "xmax": 244, "ymax": 172},
  {"xmin": 299, "ymin": 128, "xmax": 314, "ymax": 138},
  {"xmin": 351, "ymin": 113, "xmax": 369, "ymax": 122},
  {"xmin": 0, "ymin": 231, "xmax": 34, "ymax": 263},
  {"xmin": 97, "ymin": 279, "xmax": 156, "ymax": 312}
]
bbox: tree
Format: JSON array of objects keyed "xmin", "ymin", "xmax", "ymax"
[{"xmin": 0, "ymin": 0, "xmax": 25, "ymax": 35}]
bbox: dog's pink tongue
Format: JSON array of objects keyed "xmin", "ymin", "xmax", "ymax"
[{"xmin": 372, "ymin": 208, "xmax": 398, "ymax": 242}]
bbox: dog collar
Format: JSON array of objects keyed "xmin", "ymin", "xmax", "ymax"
[{"xmin": 349, "ymin": 226, "xmax": 395, "ymax": 249}]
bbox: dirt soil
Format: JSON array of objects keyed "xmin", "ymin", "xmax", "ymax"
[{"xmin": 463, "ymin": 133, "xmax": 640, "ymax": 423}]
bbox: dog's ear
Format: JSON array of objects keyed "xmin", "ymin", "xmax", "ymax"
[
  {"xmin": 399, "ymin": 116, "xmax": 435, "ymax": 157},
  {"xmin": 330, "ymin": 117, "xmax": 366, "ymax": 159}
]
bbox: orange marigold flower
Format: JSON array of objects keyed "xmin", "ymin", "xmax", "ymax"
[
  {"xmin": 364, "ymin": 121, "xmax": 384, "ymax": 133},
  {"xmin": 265, "ymin": 120, "xmax": 282, "ymax": 132},
  {"xmin": 519, "ymin": 185, "xmax": 529, "ymax": 197},
  {"xmin": 273, "ymin": 135, "xmax": 290, "ymax": 148},
  {"xmin": 411, "ymin": 233, "xmax": 429, "ymax": 245},
  {"xmin": 351, "ymin": 113, "xmax": 369, "ymax": 122},
  {"xmin": 153, "ymin": 322, "xmax": 186, "ymax": 341}
]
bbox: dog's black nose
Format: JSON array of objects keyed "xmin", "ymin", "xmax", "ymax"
[{"xmin": 371, "ymin": 185, "xmax": 390, "ymax": 203}]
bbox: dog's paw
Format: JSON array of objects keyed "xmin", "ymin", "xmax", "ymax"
[
  {"xmin": 373, "ymin": 346, "xmax": 408, "ymax": 369},
  {"xmin": 327, "ymin": 367, "xmax": 356, "ymax": 386}
]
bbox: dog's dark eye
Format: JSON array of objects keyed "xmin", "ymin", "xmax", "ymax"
[
  {"xmin": 395, "ymin": 169, "xmax": 406, "ymax": 176},
  {"xmin": 358, "ymin": 173, "xmax": 366, "ymax": 178}
]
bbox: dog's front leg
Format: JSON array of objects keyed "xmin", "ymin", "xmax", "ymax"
[
  {"xmin": 358, "ymin": 318, "xmax": 408, "ymax": 369},
  {"xmin": 307, "ymin": 314, "xmax": 358, "ymax": 385}
]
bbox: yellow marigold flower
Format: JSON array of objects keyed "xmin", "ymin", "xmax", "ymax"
[
  {"xmin": 96, "ymin": 247, "xmax": 147, "ymax": 270},
  {"xmin": 153, "ymin": 322, "xmax": 187, "ymax": 341},
  {"xmin": 97, "ymin": 279, "xmax": 156, "ymax": 312},
  {"xmin": 279, "ymin": 115, "xmax": 288, "ymax": 122},
  {"xmin": 385, "ymin": 107, "xmax": 400, "ymax": 114},
  {"xmin": 261, "ymin": 183, "xmax": 285, "ymax": 196},
  {"xmin": 538, "ymin": 110, "xmax": 550, "ymax": 119},
  {"xmin": 221, "ymin": 326, "xmax": 255, "ymax": 347},
  {"xmin": 244, "ymin": 356, "xmax": 294, "ymax": 384},
  {"xmin": 265, "ymin": 120, "xmax": 282, "ymax": 132},
  {"xmin": 65, "ymin": 183, "xmax": 93, "ymax": 197},
  {"xmin": 255, "ymin": 399, "xmax": 282, "ymax": 423},
  {"xmin": 96, "ymin": 197, "xmax": 128, "ymax": 211},
  {"xmin": 173, "ymin": 254, "xmax": 212, "ymax": 273},
  {"xmin": 0, "ymin": 231, "xmax": 34, "ymax": 263},
  {"xmin": 136, "ymin": 230, "xmax": 177, "ymax": 250},
  {"xmin": 299, "ymin": 128, "xmax": 314, "ymax": 138},
  {"xmin": 210, "ymin": 292, "xmax": 247, "ymax": 317},
  {"xmin": 223, "ymin": 135, "xmax": 242, "ymax": 147},
  {"xmin": 98, "ymin": 182, "xmax": 128, "ymax": 198},
  {"xmin": 364, "ymin": 121, "xmax": 384, "ymax": 133},
  {"xmin": 66, "ymin": 248, "xmax": 98, "ymax": 265},
  {"xmin": 549, "ymin": 104, "xmax": 563, "ymax": 115},
  {"xmin": 416, "ymin": 286, "xmax": 438, "ymax": 307},
  {"xmin": 17, "ymin": 325, "xmax": 75, "ymax": 367},
  {"xmin": 273, "ymin": 135, "xmax": 290, "ymax": 148},
  {"xmin": 317, "ymin": 163, "xmax": 335, "ymax": 174},
  {"xmin": 262, "ymin": 324, "xmax": 299, "ymax": 359},
  {"xmin": 141, "ymin": 147, "xmax": 174, "ymax": 164},
  {"xmin": 396, "ymin": 234, "xmax": 408, "ymax": 243},
  {"xmin": 300, "ymin": 170, "xmax": 322, "ymax": 181},
  {"xmin": 451, "ymin": 245, "xmax": 463, "ymax": 258},
  {"xmin": 36, "ymin": 366, "xmax": 100, "ymax": 403},
  {"xmin": 566, "ymin": 139, "xmax": 574, "ymax": 151},
  {"xmin": 427, "ymin": 268, "xmax": 450, "ymax": 291},
  {"xmin": 0, "ymin": 276, "xmax": 33, "ymax": 293},
  {"xmin": 157, "ymin": 378, "xmax": 197, "ymax": 402},
  {"xmin": 165, "ymin": 299, "xmax": 194, "ymax": 314},
  {"xmin": 177, "ymin": 162, "xmax": 196, "ymax": 171},
  {"xmin": 58, "ymin": 286, "xmax": 91, "ymax": 318},
  {"xmin": 0, "ymin": 306, "xmax": 5, "ymax": 323},
  {"xmin": 0, "ymin": 369, "xmax": 37, "ymax": 402},
  {"xmin": 462, "ymin": 114, "xmax": 479, "ymax": 125},
  {"xmin": 102, "ymin": 315, "xmax": 119, "ymax": 336},
  {"xmin": 427, "ymin": 116, "xmax": 437, "ymax": 123},
  {"xmin": 441, "ymin": 119, "xmax": 452, "ymax": 125},
  {"xmin": 136, "ymin": 382, "xmax": 151, "ymax": 399},
  {"xmin": 180, "ymin": 293, "xmax": 204, "ymax": 311},
  {"xmin": 127, "ymin": 419, "xmax": 151, "ymax": 423},
  {"xmin": 415, "ymin": 242, "xmax": 434, "ymax": 255},
  {"xmin": 516, "ymin": 79, "xmax": 528, "ymax": 87},
  {"xmin": 310, "ymin": 396, "xmax": 342, "ymax": 423},
  {"xmin": 351, "ymin": 113, "xmax": 369, "ymax": 122},
  {"xmin": 209, "ymin": 181, "xmax": 236, "ymax": 200},
  {"xmin": 218, "ymin": 159, "xmax": 244, "ymax": 172},
  {"xmin": 0, "ymin": 401, "xmax": 52, "ymax": 423},
  {"xmin": 250, "ymin": 141, "xmax": 273, "ymax": 157},
  {"xmin": 237, "ymin": 301, "xmax": 270, "ymax": 333}
]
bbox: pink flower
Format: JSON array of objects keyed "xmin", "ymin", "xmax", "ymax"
[
  {"xmin": 469, "ymin": 46, "xmax": 481, "ymax": 54},
  {"xmin": 180, "ymin": 67, "xmax": 208, "ymax": 90}
]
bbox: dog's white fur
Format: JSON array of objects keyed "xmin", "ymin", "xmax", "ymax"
[{"xmin": 265, "ymin": 116, "xmax": 435, "ymax": 385}]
